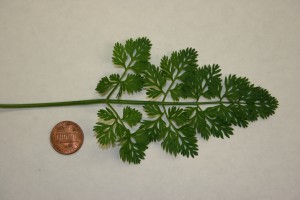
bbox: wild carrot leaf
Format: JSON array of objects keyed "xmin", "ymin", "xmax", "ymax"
[{"xmin": 94, "ymin": 37, "xmax": 278, "ymax": 164}]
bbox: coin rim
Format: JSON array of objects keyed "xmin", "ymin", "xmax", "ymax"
[{"xmin": 50, "ymin": 120, "xmax": 84, "ymax": 155}]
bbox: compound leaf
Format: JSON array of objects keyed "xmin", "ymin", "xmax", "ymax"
[
  {"xmin": 119, "ymin": 130, "xmax": 148, "ymax": 164},
  {"xmin": 142, "ymin": 64, "xmax": 166, "ymax": 95},
  {"xmin": 168, "ymin": 106, "xmax": 189, "ymax": 126},
  {"xmin": 171, "ymin": 48, "xmax": 198, "ymax": 74},
  {"xmin": 181, "ymin": 65, "xmax": 222, "ymax": 99},
  {"xmin": 112, "ymin": 42, "xmax": 127, "ymax": 68},
  {"xmin": 161, "ymin": 125, "xmax": 198, "ymax": 157},
  {"xmin": 140, "ymin": 119, "xmax": 166, "ymax": 142},
  {"xmin": 94, "ymin": 122, "xmax": 116, "ymax": 146},
  {"xmin": 122, "ymin": 106, "xmax": 142, "ymax": 127},
  {"xmin": 93, "ymin": 37, "xmax": 278, "ymax": 164},
  {"xmin": 143, "ymin": 103, "xmax": 162, "ymax": 117},
  {"xmin": 97, "ymin": 107, "xmax": 116, "ymax": 121},
  {"xmin": 170, "ymin": 83, "xmax": 184, "ymax": 101},
  {"xmin": 125, "ymin": 37, "xmax": 151, "ymax": 64},
  {"xmin": 117, "ymin": 74, "xmax": 144, "ymax": 98},
  {"xmin": 160, "ymin": 55, "xmax": 175, "ymax": 80}
]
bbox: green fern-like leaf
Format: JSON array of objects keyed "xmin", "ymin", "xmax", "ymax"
[
  {"xmin": 0, "ymin": 36, "xmax": 278, "ymax": 164},
  {"xmin": 93, "ymin": 37, "xmax": 278, "ymax": 164}
]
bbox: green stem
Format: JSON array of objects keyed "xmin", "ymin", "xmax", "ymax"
[{"xmin": 0, "ymin": 99, "xmax": 237, "ymax": 108}]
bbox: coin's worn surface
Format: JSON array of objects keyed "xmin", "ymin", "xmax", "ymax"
[{"xmin": 50, "ymin": 121, "xmax": 84, "ymax": 155}]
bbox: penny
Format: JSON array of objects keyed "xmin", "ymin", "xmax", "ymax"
[{"xmin": 50, "ymin": 121, "xmax": 84, "ymax": 155}]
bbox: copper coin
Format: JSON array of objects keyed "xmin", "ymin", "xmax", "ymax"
[{"xmin": 50, "ymin": 121, "xmax": 84, "ymax": 155}]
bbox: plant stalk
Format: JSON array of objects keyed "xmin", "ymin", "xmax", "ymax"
[{"xmin": 0, "ymin": 99, "xmax": 236, "ymax": 109}]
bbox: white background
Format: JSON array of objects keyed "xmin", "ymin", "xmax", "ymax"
[{"xmin": 0, "ymin": 0, "xmax": 299, "ymax": 199}]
